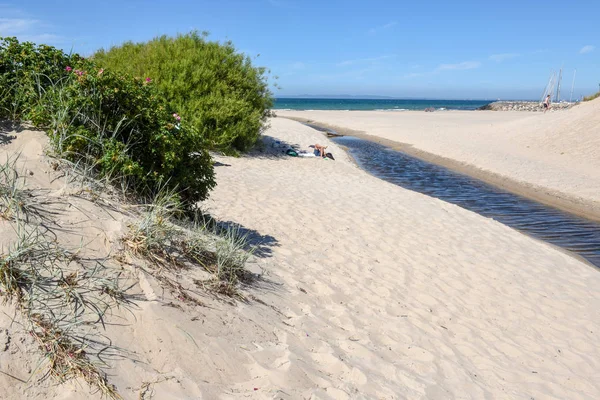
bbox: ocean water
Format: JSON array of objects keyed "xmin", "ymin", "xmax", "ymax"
[{"xmin": 273, "ymin": 98, "xmax": 491, "ymax": 111}]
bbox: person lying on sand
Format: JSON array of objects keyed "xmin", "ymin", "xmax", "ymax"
[{"xmin": 310, "ymin": 144, "xmax": 327, "ymax": 157}]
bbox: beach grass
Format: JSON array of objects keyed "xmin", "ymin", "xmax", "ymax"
[
  {"xmin": 123, "ymin": 188, "xmax": 254, "ymax": 300},
  {"xmin": 0, "ymin": 148, "xmax": 134, "ymax": 398},
  {"xmin": 583, "ymin": 91, "xmax": 600, "ymax": 102},
  {"xmin": 0, "ymin": 220, "xmax": 125, "ymax": 399},
  {"xmin": 0, "ymin": 154, "xmax": 39, "ymax": 222}
]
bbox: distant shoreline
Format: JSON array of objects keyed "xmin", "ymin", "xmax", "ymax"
[
  {"xmin": 272, "ymin": 98, "xmax": 492, "ymax": 111},
  {"xmin": 272, "ymin": 98, "xmax": 577, "ymax": 112}
]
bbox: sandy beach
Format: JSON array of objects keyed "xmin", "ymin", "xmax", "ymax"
[
  {"xmin": 3, "ymin": 2, "xmax": 600, "ymax": 398},
  {"xmin": 276, "ymin": 100, "xmax": 600, "ymax": 221},
  {"xmin": 206, "ymin": 117, "xmax": 600, "ymax": 399},
  {"xmin": 1, "ymin": 112, "xmax": 600, "ymax": 399}
]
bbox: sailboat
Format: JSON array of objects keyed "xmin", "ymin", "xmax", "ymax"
[
  {"xmin": 540, "ymin": 71, "xmax": 557, "ymax": 103},
  {"xmin": 541, "ymin": 67, "xmax": 565, "ymax": 103}
]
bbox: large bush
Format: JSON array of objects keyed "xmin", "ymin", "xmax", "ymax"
[
  {"xmin": 0, "ymin": 37, "xmax": 215, "ymax": 204},
  {"xmin": 93, "ymin": 31, "xmax": 274, "ymax": 154}
]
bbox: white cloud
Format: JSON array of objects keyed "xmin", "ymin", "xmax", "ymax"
[
  {"xmin": 337, "ymin": 54, "xmax": 395, "ymax": 67},
  {"xmin": 489, "ymin": 53, "xmax": 519, "ymax": 62},
  {"xmin": 277, "ymin": 62, "xmax": 308, "ymax": 77},
  {"xmin": 580, "ymin": 45, "xmax": 595, "ymax": 54},
  {"xmin": 0, "ymin": 18, "xmax": 38, "ymax": 34},
  {"xmin": 20, "ymin": 33, "xmax": 62, "ymax": 43},
  {"xmin": 311, "ymin": 67, "xmax": 376, "ymax": 81},
  {"xmin": 402, "ymin": 60, "xmax": 479, "ymax": 79},
  {"xmin": 436, "ymin": 61, "xmax": 481, "ymax": 71},
  {"xmin": 368, "ymin": 21, "xmax": 397, "ymax": 35},
  {"xmin": 0, "ymin": 16, "xmax": 62, "ymax": 45}
]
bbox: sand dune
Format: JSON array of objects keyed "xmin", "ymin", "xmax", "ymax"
[{"xmin": 0, "ymin": 117, "xmax": 599, "ymax": 399}]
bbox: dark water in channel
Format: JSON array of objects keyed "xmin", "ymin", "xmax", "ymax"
[{"xmin": 327, "ymin": 134, "xmax": 600, "ymax": 268}]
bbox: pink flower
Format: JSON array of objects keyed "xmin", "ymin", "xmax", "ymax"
[
  {"xmin": 173, "ymin": 113, "xmax": 181, "ymax": 121},
  {"xmin": 97, "ymin": 68, "xmax": 104, "ymax": 76},
  {"xmin": 65, "ymin": 66, "xmax": 72, "ymax": 72},
  {"xmin": 145, "ymin": 77, "xmax": 152, "ymax": 83},
  {"xmin": 74, "ymin": 70, "xmax": 84, "ymax": 76}
]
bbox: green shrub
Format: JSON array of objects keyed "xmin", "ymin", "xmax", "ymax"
[
  {"xmin": 0, "ymin": 37, "xmax": 215, "ymax": 205},
  {"xmin": 0, "ymin": 37, "xmax": 78, "ymax": 121},
  {"xmin": 93, "ymin": 31, "xmax": 274, "ymax": 154}
]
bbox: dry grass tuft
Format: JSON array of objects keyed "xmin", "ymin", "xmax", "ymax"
[
  {"xmin": 29, "ymin": 313, "xmax": 121, "ymax": 399},
  {"xmin": 0, "ymin": 154, "xmax": 42, "ymax": 222},
  {"xmin": 0, "ymin": 221, "xmax": 129, "ymax": 399},
  {"xmin": 123, "ymin": 188, "xmax": 182, "ymax": 266},
  {"xmin": 123, "ymin": 190, "xmax": 254, "ymax": 301}
]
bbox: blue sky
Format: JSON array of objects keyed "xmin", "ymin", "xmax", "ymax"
[{"xmin": 2, "ymin": 0, "xmax": 599, "ymax": 99}]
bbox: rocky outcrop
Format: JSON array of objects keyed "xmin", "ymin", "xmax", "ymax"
[{"xmin": 478, "ymin": 101, "xmax": 575, "ymax": 112}]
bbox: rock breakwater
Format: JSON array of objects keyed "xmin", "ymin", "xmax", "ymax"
[{"xmin": 478, "ymin": 101, "xmax": 574, "ymax": 112}]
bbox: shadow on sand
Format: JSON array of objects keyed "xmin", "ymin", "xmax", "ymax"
[
  {"xmin": 0, "ymin": 120, "xmax": 21, "ymax": 145},
  {"xmin": 215, "ymin": 219, "xmax": 279, "ymax": 259},
  {"xmin": 245, "ymin": 135, "xmax": 317, "ymax": 160}
]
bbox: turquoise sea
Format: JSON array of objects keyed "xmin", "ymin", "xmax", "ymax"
[{"xmin": 273, "ymin": 98, "xmax": 491, "ymax": 111}]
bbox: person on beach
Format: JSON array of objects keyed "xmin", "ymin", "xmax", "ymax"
[
  {"xmin": 543, "ymin": 95, "xmax": 551, "ymax": 113},
  {"xmin": 311, "ymin": 144, "xmax": 327, "ymax": 157}
]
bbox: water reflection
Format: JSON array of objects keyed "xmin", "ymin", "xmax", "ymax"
[{"xmin": 332, "ymin": 135, "xmax": 600, "ymax": 268}]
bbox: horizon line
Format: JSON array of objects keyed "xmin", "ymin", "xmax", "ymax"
[{"xmin": 274, "ymin": 96, "xmax": 542, "ymax": 101}]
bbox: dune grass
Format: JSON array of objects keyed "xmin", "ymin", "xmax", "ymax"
[
  {"xmin": 0, "ymin": 221, "xmax": 127, "ymax": 399},
  {"xmin": 122, "ymin": 189, "xmax": 254, "ymax": 301},
  {"xmin": 191, "ymin": 224, "xmax": 253, "ymax": 298},
  {"xmin": 0, "ymin": 154, "xmax": 41, "ymax": 222},
  {"xmin": 0, "ymin": 156, "xmax": 131, "ymax": 398},
  {"xmin": 583, "ymin": 91, "xmax": 600, "ymax": 102}
]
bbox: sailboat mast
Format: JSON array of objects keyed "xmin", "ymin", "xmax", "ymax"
[
  {"xmin": 542, "ymin": 71, "xmax": 555, "ymax": 102},
  {"xmin": 555, "ymin": 68, "xmax": 562, "ymax": 102},
  {"xmin": 570, "ymin": 69, "xmax": 577, "ymax": 103}
]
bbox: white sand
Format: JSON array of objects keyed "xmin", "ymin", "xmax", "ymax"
[
  {"xmin": 0, "ymin": 114, "xmax": 599, "ymax": 399},
  {"xmin": 276, "ymin": 99, "xmax": 600, "ymax": 219}
]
